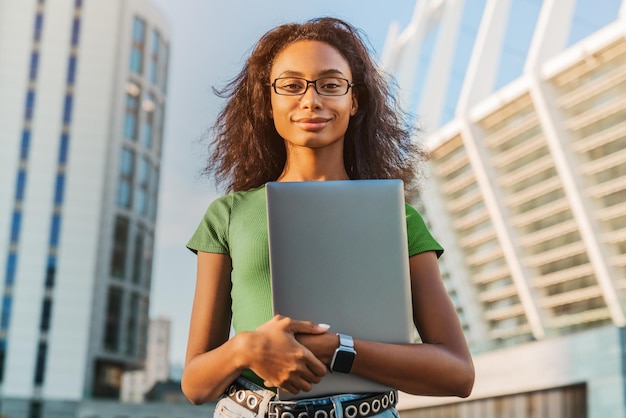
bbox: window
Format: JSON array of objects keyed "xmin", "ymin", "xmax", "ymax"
[
  {"xmin": 125, "ymin": 293, "xmax": 140, "ymax": 355},
  {"xmin": 135, "ymin": 157, "xmax": 150, "ymax": 215},
  {"xmin": 150, "ymin": 165, "xmax": 160, "ymax": 221},
  {"xmin": 143, "ymin": 233, "xmax": 154, "ymax": 288},
  {"xmin": 149, "ymin": 30, "xmax": 160, "ymax": 84},
  {"xmin": 59, "ymin": 133, "xmax": 69, "ymax": 164},
  {"xmin": 104, "ymin": 287, "xmax": 123, "ymax": 351},
  {"xmin": 120, "ymin": 147, "xmax": 135, "ymax": 175},
  {"xmin": 6, "ymin": 252, "xmax": 17, "ymax": 286},
  {"xmin": 15, "ymin": 170, "xmax": 26, "ymax": 201},
  {"xmin": 29, "ymin": 401, "xmax": 43, "ymax": 418},
  {"xmin": 159, "ymin": 41, "xmax": 169, "ymax": 92},
  {"xmin": 33, "ymin": 342, "xmax": 47, "ymax": 384},
  {"xmin": 25, "ymin": 90, "xmax": 35, "ymax": 120},
  {"xmin": 30, "ymin": 51, "xmax": 39, "ymax": 81},
  {"xmin": 49, "ymin": 214, "xmax": 61, "ymax": 247},
  {"xmin": 34, "ymin": 13, "xmax": 43, "ymax": 42},
  {"xmin": 39, "ymin": 298, "xmax": 52, "ymax": 331},
  {"xmin": 0, "ymin": 340, "xmax": 6, "ymax": 382},
  {"xmin": 10, "ymin": 211, "xmax": 21, "ymax": 244},
  {"xmin": 132, "ymin": 226, "xmax": 144, "ymax": 284},
  {"xmin": 1, "ymin": 296, "xmax": 12, "ymax": 329},
  {"xmin": 117, "ymin": 180, "xmax": 132, "ymax": 209},
  {"xmin": 143, "ymin": 92, "xmax": 156, "ymax": 149},
  {"xmin": 124, "ymin": 89, "xmax": 140, "ymax": 140},
  {"xmin": 70, "ymin": 17, "xmax": 80, "ymax": 46},
  {"xmin": 63, "ymin": 94, "xmax": 73, "ymax": 124},
  {"xmin": 94, "ymin": 360, "xmax": 124, "ymax": 398},
  {"xmin": 135, "ymin": 188, "xmax": 147, "ymax": 216},
  {"xmin": 45, "ymin": 256, "xmax": 56, "ymax": 287},
  {"xmin": 130, "ymin": 17, "xmax": 145, "ymax": 74},
  {"xmin": 67, "ymin": 56, "xmax": 77, "ymax": 85},
  {"xmin": 110, "ymin": 216, "xmax": 130, "ymax": 278},
  {"xmin": 20, "ymin": 130, "xmax": 31, "ymax": 160},
  {"xmin": 156, "ymin": 101, "xmax": 166, "ymax": 153},
  {"xmin": 53, "ymin": 173, "xmax": 65, "ymax": 205},
  {"xmin": 117, "ymin": 148, "xmax": 135, "ymax": 208}
]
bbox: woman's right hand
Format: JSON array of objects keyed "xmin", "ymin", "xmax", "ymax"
[{"xmin": 242, "ymin": 315, "xmax": 329, "ymax": 394}]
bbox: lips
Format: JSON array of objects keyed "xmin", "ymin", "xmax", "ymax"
[{"xmin": 294, "ymin": 116, "xmax": 330, "ymax": 131}]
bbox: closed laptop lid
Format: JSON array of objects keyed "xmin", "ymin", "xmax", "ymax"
[{"xmin": 266, "ymin": 180, "xmax": 413, "ymax": 400}]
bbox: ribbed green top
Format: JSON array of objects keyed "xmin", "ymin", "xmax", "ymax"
[{"xmin": 186, "ymin": 184, "xmax": 443, "ymax": 387}]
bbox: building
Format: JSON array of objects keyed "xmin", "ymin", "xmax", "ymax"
[
  {"xmin": 121, "ymin": 317, "xmax": 171, "ymax": 403},
  {"xmin": 381, "ymin": 1, "xmax": 626, "ymax": 417},
  {"xmin": 0, "ymin": 0, "xmax": 169, "ymax": 416}
]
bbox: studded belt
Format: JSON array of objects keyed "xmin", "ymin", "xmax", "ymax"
[{"xmin": 225, "ymin": 379, "xmax": 397, "ymax": 418}]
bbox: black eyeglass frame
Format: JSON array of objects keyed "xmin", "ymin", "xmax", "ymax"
[{"xmin": 270, "ymin": 77, "xmax": 354, "ymax": 96}]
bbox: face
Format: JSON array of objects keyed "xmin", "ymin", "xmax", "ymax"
[{"xmin": 269, "ymin": 40, "xmax": 358, "ymax": 150}]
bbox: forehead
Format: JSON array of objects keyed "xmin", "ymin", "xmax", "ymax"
[{"xmin": 270, "ymin": 40, "xmax": 352, "ymax": 78}]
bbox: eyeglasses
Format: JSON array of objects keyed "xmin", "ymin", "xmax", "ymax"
[{"xmin": 270, "ymin": 77, "xmax": 354, "ymax": 96}]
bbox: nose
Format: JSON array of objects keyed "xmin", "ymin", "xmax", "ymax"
[{"xmin": 299, "ymin": 82, "xmax": 322, "ymax": 108}]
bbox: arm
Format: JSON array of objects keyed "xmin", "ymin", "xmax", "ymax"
[
  {"xmin": 297, "ymin": 251, "xmax": 474, "ymax": 397},
  {"xmin": 181, "ymin": 251, "xmax": 330, "ymax": 404}
]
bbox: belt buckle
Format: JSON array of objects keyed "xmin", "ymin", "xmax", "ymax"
[{"xmin": 268, "ymin": 400, "xmax": 299, "ymax": 418}]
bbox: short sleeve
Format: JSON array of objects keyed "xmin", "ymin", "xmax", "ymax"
[
  {"xmin": 405, "ymin": 203, "xmax": 444, "ymax": 258},
  {"xmin": 186, "ymin": 194, "xmax": 233, "ymax": 254}
]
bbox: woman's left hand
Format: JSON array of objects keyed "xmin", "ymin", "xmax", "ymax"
[{"xmin": 295, "ymin": 332, "xmax": 339, "ymax": 367}]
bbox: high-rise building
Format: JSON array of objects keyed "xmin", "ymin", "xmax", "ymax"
[
  {"xmin": 382, "ymin": 1, "xmax": 626, "ymax": 417},
  {"xmin": 0, "ymin": 0, "xmax": 169, "ymax": 416},
  {"xmin": 121, "ymin": 317, "xmax": 171, "ymax": 403}
]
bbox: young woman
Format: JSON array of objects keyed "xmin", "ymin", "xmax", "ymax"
[{"xmin": 183, "ymin": 17, "xmax": 474, "ymax": 418}]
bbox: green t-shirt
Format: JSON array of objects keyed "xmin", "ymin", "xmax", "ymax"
[{"xmin": 187, "ymin": 185, "xmax": 444, "ymax": 334}]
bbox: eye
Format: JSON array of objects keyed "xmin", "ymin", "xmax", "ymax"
[
  {"xmin": 318, "ymin": 78, "xmax": 345, "ymax": 93},
  {"xmin": 276, "ymin": 78, "xmax": 305, "ymax": 92}
]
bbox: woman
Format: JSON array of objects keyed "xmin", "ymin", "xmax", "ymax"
[{"xmin": 183, "ymin": 17, "xmax": 474, "ymax": 417}]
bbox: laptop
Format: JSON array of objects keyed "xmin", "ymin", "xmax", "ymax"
[{"xmin": 266, "ymin": 180, "xmax": 414, "ymax": 400}]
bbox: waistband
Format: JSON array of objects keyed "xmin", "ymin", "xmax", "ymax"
[{"xmin": 225, "ymin": 377, "xmax": 397, "ymax": 418}]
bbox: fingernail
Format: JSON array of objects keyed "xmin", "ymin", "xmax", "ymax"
[{"xmin": 318, "ymin": 323, "xmax": 330, "ymax": 330}]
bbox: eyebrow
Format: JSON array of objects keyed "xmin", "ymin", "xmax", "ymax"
[{"xmin": 277, "ymin": 69, "xmax": 347, "ymax": 78}]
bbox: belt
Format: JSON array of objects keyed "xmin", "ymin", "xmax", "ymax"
[{"xmin": 225, "ymin": 380, "xmax": 397, "ymax": 418}]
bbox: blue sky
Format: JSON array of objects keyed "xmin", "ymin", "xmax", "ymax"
[{"xmin": 148, "ymin": 0, "xmax": 418, "ymax": 367}]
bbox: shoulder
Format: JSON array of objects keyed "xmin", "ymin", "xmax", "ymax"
[
  {"xmin": 404, "ymin": 202, "xmax": 444, "ymax": 258},
  {"xmin": 186, "ymin": 186, "xmax": 267, "ymax": 254},
  {"xmin": 206, "ymin": 186, "xmax": 266, "ymax": 215}
]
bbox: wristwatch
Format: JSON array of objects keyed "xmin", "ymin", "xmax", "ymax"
[{"xmin": 330, "ymin": 333, "xmax": 356, "ymax": 373}]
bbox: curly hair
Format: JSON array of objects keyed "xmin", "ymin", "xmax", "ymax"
[{"xmin": 205, "ymin": 17, "xmax": 427, "ymax": 194}]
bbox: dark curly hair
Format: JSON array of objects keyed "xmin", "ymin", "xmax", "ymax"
[{"xmin": 205, "ymin": 17, "xmax": 426, "ymax": 194}]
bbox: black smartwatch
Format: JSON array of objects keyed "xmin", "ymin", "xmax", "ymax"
[{"xmin": 330, "ymin": 333, "xmax": 356, "ymax": 373}]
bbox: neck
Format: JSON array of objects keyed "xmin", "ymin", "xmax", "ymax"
[{"xmin": 278, "ymin": 143, "xmax": 349, "ymax": 182}]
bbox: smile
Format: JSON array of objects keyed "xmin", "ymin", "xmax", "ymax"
[{"xmin": 294, "ymin": 117, "xmax": 330, "ymax": 130}]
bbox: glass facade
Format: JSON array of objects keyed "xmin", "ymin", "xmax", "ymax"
[
  {"xmin": 0, "ymin": 1, "xmax": 169, "ymax": 409},
  {"xmin": 98, "ymin": 13, "xmax": 168, "ymax": 395},
  {"xmin": 0, "ymin": 3, "xmax": 46, "ymax": 384},
  {"xmin": 130, "ymin": 17, "xmax": 145, "ymax": 75}
]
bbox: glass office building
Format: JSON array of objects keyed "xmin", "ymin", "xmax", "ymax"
[
  {"xmin": 382, "ymin": 1, "xmax": 626, "ymax": 417},
  {"xmin": 0, "ymin": 0, "xmax": 169, "ymax": 416}
]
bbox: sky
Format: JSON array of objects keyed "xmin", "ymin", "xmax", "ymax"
[{"xmin": 147, "ymin": 0, "xmax": 418, "ymax": 368}]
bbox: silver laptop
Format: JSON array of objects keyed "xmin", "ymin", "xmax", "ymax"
[{"xmin": 266, "ymin": 180, "xmax": 414, "ymax": 400}]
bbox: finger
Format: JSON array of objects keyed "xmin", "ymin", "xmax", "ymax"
[
  {"xmin": 301, "ymin": 348, "xmax": 328, "ymax": 377},
  {"xmin": 287, "ymin": 375, "xmax": 316, "ymax": 394},
  {"xmin": 288, "ymin": 320, "xmax": 331, "ymax": 335},
  {"xmin": 301, "ymin": 365, "xmax": 324, "ymax": 384}
]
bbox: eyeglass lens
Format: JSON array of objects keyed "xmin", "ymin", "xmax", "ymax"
[{"xmin": 273, "ymin": 77, "xmax": 351, "ymax": 96}]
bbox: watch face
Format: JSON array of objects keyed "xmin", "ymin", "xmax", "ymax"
[{"xmin": 332, "ymin": 349, "xmax": 356, "ymax": 374}]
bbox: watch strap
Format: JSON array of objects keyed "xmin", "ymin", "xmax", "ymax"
[{"xmin": 338, "ymin": 333, "xmax": 354, "ymax": 349}]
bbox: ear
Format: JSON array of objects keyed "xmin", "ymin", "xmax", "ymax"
[{"xmin": 350, "ymin": 93, "xmax": 358, "ymax": 116}]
